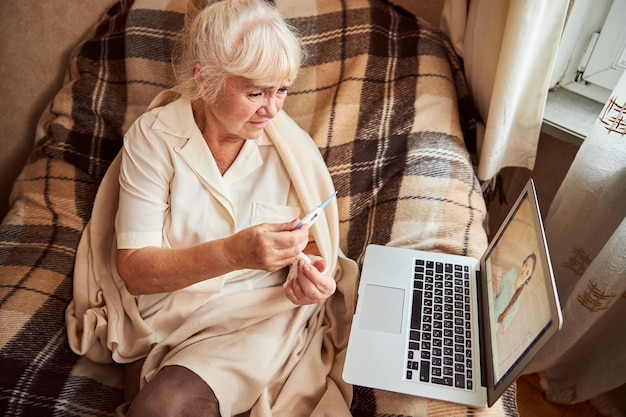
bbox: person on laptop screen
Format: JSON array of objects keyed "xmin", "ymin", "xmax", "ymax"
[{"xmin": 494, "ymin": 253, "xmax": 537, "ymax": 332}]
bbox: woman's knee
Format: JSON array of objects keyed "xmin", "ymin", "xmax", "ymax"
[{"xmin": 123, "ymin": 366, "xmax": 220, "ymax": 417}]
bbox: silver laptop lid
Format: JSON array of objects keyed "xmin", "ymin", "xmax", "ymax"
[{"xmin": 479, "ymin": 179, "xmax": 562, "ymax": 405}]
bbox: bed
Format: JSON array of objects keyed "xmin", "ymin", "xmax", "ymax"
[{"xmin": 0, "ymin": 0, "xmax": 519, "ymax": 415}]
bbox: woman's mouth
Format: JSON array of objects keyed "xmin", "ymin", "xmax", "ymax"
[{"xmin": 249, "ymin": 120, "xmax": 267, "ymax": 129}]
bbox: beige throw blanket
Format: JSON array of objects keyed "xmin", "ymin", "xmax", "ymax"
[{"xmin": 66, "ymin": 93, "xmax": 359, "ymax": 416}]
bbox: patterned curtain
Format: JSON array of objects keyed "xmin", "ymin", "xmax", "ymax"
[{"xmin": 525, "ymin": 71, "xmax": 626, "ymax": 413}]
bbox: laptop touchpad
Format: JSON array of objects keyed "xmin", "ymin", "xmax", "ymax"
[{"xmin": 359, "ymin": 284, "xmax": 405, "ymax": 334}]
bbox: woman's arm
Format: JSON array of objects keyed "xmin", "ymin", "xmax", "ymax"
[{"xmin": 117, "ymin": 220, "xmax": 310, "ymax": 295}]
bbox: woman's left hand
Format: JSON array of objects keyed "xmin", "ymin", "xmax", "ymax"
[{"xmin": 284, "ymin": 256, "xmax": 336, "ymax": 305}]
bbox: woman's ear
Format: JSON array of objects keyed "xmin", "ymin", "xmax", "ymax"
[{"xmin": 192, "ymin": 62, "xmax": 204, "ymax": 87}]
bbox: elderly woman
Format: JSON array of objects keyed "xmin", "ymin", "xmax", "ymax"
[{"xmin": 66, "ymin": 1, "xmax": 358, "ymax": 416}]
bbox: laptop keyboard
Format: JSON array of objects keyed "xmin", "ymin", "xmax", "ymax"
[{"xmin": 406, "ymin": 258, "xmax": 474, "ymax": 391}]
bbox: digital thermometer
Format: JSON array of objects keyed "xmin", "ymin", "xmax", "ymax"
[
  {"xmin": 294, "ymin": 192, "xmax": 337, "ymax": 230},
  {"xmin": 294, "ymin": 191, "xmax": 337, "ymax": 265}
]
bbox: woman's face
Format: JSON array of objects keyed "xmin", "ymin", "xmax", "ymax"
[
  {"xmin": 515, "ymin": 256, "xmax": 535, "ymax": 289},
  {"xmin": 202, "ymin": 76, "xmax": 291, "ymax": 142}
]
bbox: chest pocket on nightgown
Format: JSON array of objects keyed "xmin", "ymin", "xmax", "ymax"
[{"xmin": 250, "ymin": 202, "xmax": 301, "ymax": 225}]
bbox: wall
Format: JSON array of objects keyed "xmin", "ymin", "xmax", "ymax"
[{"xmin": 0, "ymin": 0, "xmax": 117, "ymax": 219}]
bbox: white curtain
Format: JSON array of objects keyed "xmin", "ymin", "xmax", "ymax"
[
  {"xmin": 440, "ymin": 0, "xmax": 569, "ymax": 181},
  {"xmin": 524, "ymin": 71, "xmax": 626, "ymax": 413}
]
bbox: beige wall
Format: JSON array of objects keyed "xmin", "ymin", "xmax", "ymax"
[{"xmin": 0, "ymin": 0, "xmax": 117, "ymax": 219}]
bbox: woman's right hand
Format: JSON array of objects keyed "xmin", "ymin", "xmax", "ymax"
[{"xmin": 222, "ymin": 219, "xmax": 310, "ymax": 272}]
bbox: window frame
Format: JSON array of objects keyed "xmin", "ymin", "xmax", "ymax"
[
  {"xmin": 550, "ymin": 0, "xmax": 626, "ymax": 103},
  {"xmin": 543, "ymin": 0, "xmax": 625, "ymax": 144}
]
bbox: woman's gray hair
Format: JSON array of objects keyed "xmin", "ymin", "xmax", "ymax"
[{"xmin": 173, "ymin": 0, "xmax": 303, "ymax": 103}]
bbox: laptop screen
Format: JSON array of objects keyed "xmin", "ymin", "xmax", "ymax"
[{"xmin": 482, "ymin": 187, "xmax": 557, "ymax": 397}]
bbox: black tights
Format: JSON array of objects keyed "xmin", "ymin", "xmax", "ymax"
[{"xmin": 115, "ymin": 365, "xmax": 221, "ymax": 417}]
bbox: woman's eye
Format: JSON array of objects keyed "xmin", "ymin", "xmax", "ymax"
[
  {"xmin": 248, "ymin": 92, "xmax": 263, "ymax": 100},
  {"xmin": 277, "ymin": 87, "xmax": 289, "ymax": 95}
]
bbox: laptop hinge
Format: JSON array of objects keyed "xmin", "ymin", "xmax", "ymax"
[{"xmin": 476, "ymin": 269, "xmax": 488, "ymax": 388}]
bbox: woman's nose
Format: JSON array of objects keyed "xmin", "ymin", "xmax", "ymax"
[{"xmin": 259, "ymin": 96, "xmax": 280, "ymax": 118}]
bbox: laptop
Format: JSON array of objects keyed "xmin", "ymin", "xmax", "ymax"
[{"xmin": 343, "ymin": 179, "xmax": 562, "ymax": 407}]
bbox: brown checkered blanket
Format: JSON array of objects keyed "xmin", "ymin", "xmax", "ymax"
[{"xmin": 0, "ymin": 0, "xmax": 519, "ymax": 415}]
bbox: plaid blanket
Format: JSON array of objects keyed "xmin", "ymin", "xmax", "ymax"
[{"xmin": 0, "ymin": 0, "xmax": 519, "ymax": 415}]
